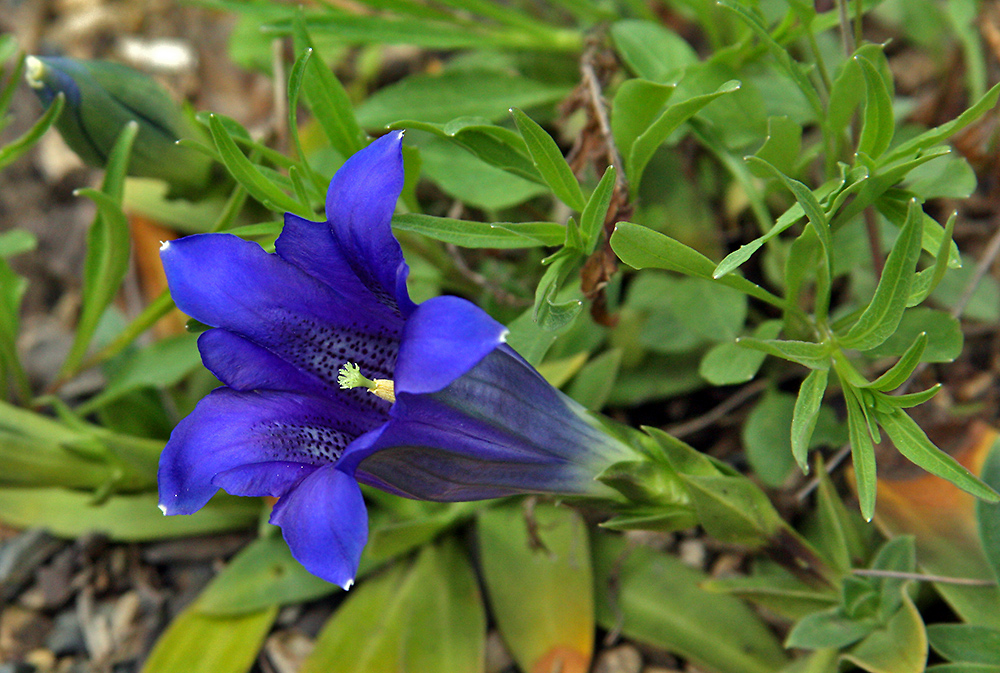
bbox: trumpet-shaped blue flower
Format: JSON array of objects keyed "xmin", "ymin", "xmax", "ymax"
[{"xmin": 158, "ymin": 132, "xmax": 633, "ymax": 588}]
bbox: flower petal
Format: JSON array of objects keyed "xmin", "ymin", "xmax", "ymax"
[
  {"xmin": 276, "ymin": 212, "xmax": 403, "ymax": 320},
  {"xmin": 161, "ymin": 233, "xmax": 403, "ymax": 389},
  {"xmin": 269, "ymin": 465, "xmax": 368, "ymax": 590},
  {"xmin": 198, "ymin": 329, "xmax": 331, "ymax": 395},
  {"xmin": 350, "ymin": 347, "xmax": 631, "ymax": 500},
  {"xmin": 324, "ymin": 131, "xmax": 414, "ymax": 315},
  {"xmin": 158, "ymin": 388, "xmax": 380, "ymax": 515},
  {"xmin": 212, "ymin": 461, "xmax": 317, "ymax": 498},
  {"xmin": 394, "ymin": 295, "xmax": 508, "ymax": 395}
]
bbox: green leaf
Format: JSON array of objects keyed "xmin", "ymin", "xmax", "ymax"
[
  {"xmin": 883, "ymin": 82, "xmax": 1000, "ymax": 164},
  {"xmin": 827, "ymin": 44, "xmax": 889, "ymax": 153},
  {"xmin": 792, "ymin": 369, "xmax": 830, "ymax": 473},
  {"xmin": 398, "ymin": 539, "xmax": 486, "ymax": 673},
  {"xmin": 928, "ymin": 624, "xmax": 1000, "ymax": 665},
  {"xmin": 292, "ymin": 15, "xmax": 364, "ymax": 158},
  {"xmin": 0, "ymin": 92, "xmax": 65, "ymax": 170},
  {"xmin": 878, "ymin": 408, "xmax": 1000, "ymax": 502},
  {"xmin": 301, "ymin": 540, "xmax": 485, "ymax": 673},
  {"xmin": 359, "ymin": 71, "xmax": 569, "ymax": 128},
  {"xmin": 844, "ymin": 385, "xmax": 878, "ymax": 521},
  {"xmin": 680, "ymin": 473, "xmax": 784, "ymax": 546},
  {"xmin": 76, "ymin": 334, "xmax": 202, "ymax": 415},
  {"xmin": 592, "ymin": 533, "xmax": 789, "ymax": 673},
  {"xmin": 478, "ymin": 503, "xmax": 593, "ymax": 673},
  {"xmin": 140, "ymin": 604, "xmax": 277, "ymax": 673},
  {"xmin": 0, "ymin": 488, "xmax": 256, "ymax": 540},
  {"xmin": 975, "ymin": 444, "xmax": 1000, "ymax": 585},
  {"xmin": 840, "ymin": 199, "xmax": 923, "ymax": 351},
  {"xmin": 736, "ymin": 337, "xmax": 832, "ymax": 370},
  {"xmin": 908, "ymin": 211, "xmax": 957, "ymax": 307},
  {"xmin": 855, "ymin": 57, "xmax": 895, "ymax": 161},
  {"xmin": 865, "ymin": 308, "xmax": 962, "ymax": 363},
  {"xmin": 718, "ymin": 1, "xmax": 823, "ymax": 118},
  {"xmin": 751, "ymin": 116, "xmax": 802, "ymax": 178},
  {"xmin": 195, "ymin": 534, "xmax": 336, "ymax": 616},
  {"xmin": 864, "ymin": 333, "xmax": 928, "ymax": 392},
  {"xmin": 703, "ymin": 573, "xmax": 837, "ymax": 622},
  {"xmin": 533, "ymin": 252, "xmax": 582, "ymax": 331},
  {"xmin": 410, "ymin": 133, "xmax": 547, "ymax": 209},
  {"xmin": 744, "ymin": 391, "xmax": 798, "ymax": 487},
  {"xmin": 208, "ymin": 114, "xmax": 312, "ymax": 217},
  {"xmin": 580, "ymin": 165, "xmax": 616, "ymax": 253},
  {"xmin": 511, "ymin": 108, "xmax": 586, "ymax": 211},
  {"xmin": 299, "ymin": 564, "xmax": 409, "ymax": 673},
  {"xmin": 57, "ymin": 122, "xmax": 137, "ymax": 379},
  {"xmin": 873, "ymin": 384, "xmax": 941, "ymax": 409},
  {"xmin": 843, "ymin": 588, "xmax": 927, "ymax": 673},
  {"xmin": 392, "ymin": 213, "xmax": 561, "ymax": 248},
  {"xmin": 628, "ymin": 80, "xmax": 741, "ymax": 192},
  {"xmin": 699, "ymin": 320, "xmax": 782, "ymax": 385},
  {"xmin": 567, "ymin": 349, "xmax": 622, "ymax": 410},
  {"xmin": 611, "ymin": 222, "xmax": 784, "ymax": 308},
  {"xmin": 610, "ymin": 19, "xmax": 697, "ymax": 83},
  {"xmin": 814, "ymin": 462, "xmax": 868, "ymax": 572},
  {"xmin": 611, "ymin": 79, "xmax": 675, "ymax": 168},
  {"xmin": 786, "ymin": 608, "xmax": 878, "ymax": 649}
]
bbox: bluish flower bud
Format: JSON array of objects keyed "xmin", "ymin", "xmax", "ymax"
[{"xmin": 25, "ymin": 55, "xmax": 211, "ymax": 193}]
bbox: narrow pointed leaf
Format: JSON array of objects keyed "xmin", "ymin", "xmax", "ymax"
[
  {"xmin": 291, "ymin": 16, "xmax": 364, "ymax": 157},
  {"xmin": 611, "ymin": 222, "xmax": 785, "ymax": 307},
  {"xmin": 878, "ymin": 408, "xmax": 1000, "ymax": 502},
  {"xmin": 855, "ymin": 57, "xmax": 895, "ymax": 160},
  {"xmin": 975, "ymin": 444, "xmax": 1000, "ymax": 584},
  {"xmin": 840, "ymin": 199, "xmax": 923, "ymax": 350},
  {"xmin": 864, "ymin": 333, "xmax": 928, "ymax": 392},
  {"xmin": 511, "ymin": 108, "xmax": 586, "ymax": 211},
  {"xmin": 0, "ymin": 92, "xmax": 65, "ymax": 170},
  {"xmin": 392, "ymin": 213, "xmax": 561, "ymax": 248},
  {"xmin": 58, "ymin": 122, "xmax": 137, "ymax": 378},
  {"xmin": 580, "ymin": 165, "xmax": 616, "ymax": 253},
  {"xmin": 845, "ymin": 385, "xmax": 878, "ymax": 521},
  {"xmin": 628, "ymin": 80, "xmax": 741, "ymax": 190},
  {"xmin": 792, "ymin": 369, "xmax": 829, "ymax": 473},
  {"xmin": 208, "ymin": 114, "xmax": 312, "ymax": 217},
  {"xmin": 736, "ymin": 337, "xmax": 832, "ymax": 369}
]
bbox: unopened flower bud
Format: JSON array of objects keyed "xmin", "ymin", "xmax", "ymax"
[{"xmin": 25, "ymin": 55, "xmax": 211, "ymax": 194}]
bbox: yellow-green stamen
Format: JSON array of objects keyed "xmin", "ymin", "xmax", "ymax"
[{"xmin": 338, "ymin": 362, "xmax": 395, "ymax": 403}]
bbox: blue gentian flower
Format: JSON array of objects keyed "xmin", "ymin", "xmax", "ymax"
[{"xmin": 157, "ymin": 132, "xmax": 633, "ymax": 588}]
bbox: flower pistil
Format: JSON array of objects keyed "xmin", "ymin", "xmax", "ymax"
[{"xmin": 338, "ymin": 362, "xmax": 396, "ymax": 403}]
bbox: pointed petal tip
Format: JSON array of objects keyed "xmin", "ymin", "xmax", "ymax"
[
  {"xmin": 341, "ymin": 578, "xmax": 355, "ymax": 590},
  {"xmin": 158, "ymin": 503, "xmax": 168, "ymax": 515}
]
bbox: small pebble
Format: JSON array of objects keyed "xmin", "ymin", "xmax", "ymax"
[{"xmin": 593, "ymin": 644, "xmax": 643, "ymax": 673}]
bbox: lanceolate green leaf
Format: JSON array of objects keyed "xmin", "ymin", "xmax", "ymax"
[
  {"xmin": 511, "ymin": 108, "xmax": 586, "ymax": 211},
  {"xmin": 735, "ymin": 337, "xmax": 832, "ymax": 370},
  {"xmin": 844, "ymin": 385, "xmax": 878, "ymax": 521},
  {"xmin": 580, "ymin": 165, "xmax": 616, "ymax": 254},
  {"xmin": 207, "ymin": 114, "xmax": 312, "ymax": 217},
  {"xmin": 976, "ymin": 445, "xmax": 1000, "ymax": 585},
  {"xmin": 855, "ymin": 57, "xmax": 895, "ymax": 161},
  {"xmin": 878, "ymin": 407, "xmax": 1000, "ymax": 502},
  {"xmin": 882, "ymin": 82, "xmax": 1000, "ymax": 164},
  {"xmin": 840, "ymin": 199, "xmax": 923, "ymax": 351},
  {"xmin": 611, "ymin": 222, "xmax": 786, "ymax": 308},
  {"xmin": 58, "ymin": 122, "xmax": 138, "ymax": 380},
  {"xmin": 628, "ymin": 80, "xmax": 741, "ymax": 192},
  {"xmin": 791, "ymin": 369, "xmax": 829, "ymax": 473},
  {"xmin": 292, "ymin": 15, "xmax": 365, "ymax": 158},
  {"xmin": 864, "ymin": 333, "xmax": 928, "ymax": 392},
  {"xmin": 392, "ymin": 213, "xmax": 563, "ymax": 248},
  {"xmin": 0, "ymin": 92, "xmax": 65, "ymax": 170}
]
